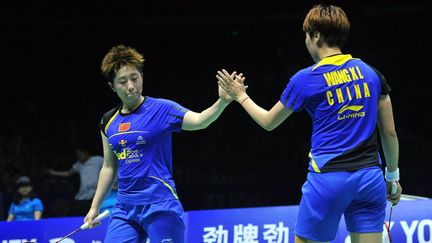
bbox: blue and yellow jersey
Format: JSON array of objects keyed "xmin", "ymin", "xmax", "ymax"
[
  {"xmin": 100, "ymin": 96, "xmax": 189, "ymax": 205},
  {"xmin": 280, "ymin": 54, "xmax": 391, "ymax": 172}
]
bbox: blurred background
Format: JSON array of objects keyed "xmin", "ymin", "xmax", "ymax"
[{"xmin": 1, "ymin": 0, "xmax": 431, "ymax": 220}]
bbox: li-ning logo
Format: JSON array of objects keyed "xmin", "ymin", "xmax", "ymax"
[{"xmin": 337, "ymin": 105, "xmax": 365, "ymax": 120}]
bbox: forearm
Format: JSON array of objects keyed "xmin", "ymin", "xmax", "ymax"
[
  {"xmin": 49, "ymin": 170, "xmax": 73, "ymax": 177},
  {"xmin": 238, "ymin": 96, "xmax": 293, "ymax": 131},
  {"xmin": 237, "ymin": 96, "xmax": 273, "ymax": 130},
  {"xmin": 381, "ymin": 133, "xmax": 399, "ymax": 172},
  {"xmin": 216, "ymin": 69, "xmax": 291, "ymax": 130},
  {"xmin": 90, "ymin": 166, "xmax": 116, "ymax": 211},
  {"xmin": 201, "ymin": 98, "xmax": 231, "ymax": 126},
  {"xmin": 216, "ymin": 69, "xmax": 273, "ymax": 127},
  {"xmin": 377, "ymin": 95, "xmax": 399, "ymax": 173},
  {"xmin": 183, "ymin": 98, "xmax": 230, "ymax": 130}
]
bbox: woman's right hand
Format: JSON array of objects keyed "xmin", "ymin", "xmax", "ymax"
[{"xmin": 83, "ymin": 207, "xmax": 101, "ymax": 228}]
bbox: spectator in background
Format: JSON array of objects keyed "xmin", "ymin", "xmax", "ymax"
[
  {"xmin": 7, "ymin": 176, "xmax": 43, "ymax": 221},
  {"xmin": 47, "ymin": 142, "xmax": 103, "ymax": 216}
]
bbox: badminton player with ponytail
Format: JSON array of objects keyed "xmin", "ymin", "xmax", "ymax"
[
  {"xmin": 218, "ymin": 4, "xmax": 402, "ymax": 243},
  {"xmin": 84, "ymin": 45, "xmax": 233, "ymax": 243}
]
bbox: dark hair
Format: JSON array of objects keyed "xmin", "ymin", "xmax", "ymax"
[
  {"xmin": 12, "ymin": 183, "xmax": 35, "ymax": 204},
  {"xmin": 302, "ymin": 4, "xmax": 350, "ymax": 48},
  {"xmin": 101, "ymin": 45, "xmax": 145, "ymax": 82}
]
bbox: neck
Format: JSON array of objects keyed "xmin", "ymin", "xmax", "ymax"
[
  {"xmin": 317, "ymin": 47, "xmax": 342, "ymax": 61},
  {"xmin": 122, "ymin": 96, "xmax": 144, "ymax": 113}
]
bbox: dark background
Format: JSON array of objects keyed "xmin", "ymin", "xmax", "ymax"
[{"xmin": 1, "ymin": 0, "xmax": 431, "ymax": 219}]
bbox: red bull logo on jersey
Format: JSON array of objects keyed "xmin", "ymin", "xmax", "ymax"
[{"xmin": 119, "ymin": 139, "xmax": 127, "ymax": 147}]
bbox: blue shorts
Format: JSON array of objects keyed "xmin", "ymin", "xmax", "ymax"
[
  {"xmin": 295, "ymin": 166, "xmax": 386, "ymax": 241},
  {"xmin": 105, "ymin": 199, "xmax": 185, "ymax": 243}
]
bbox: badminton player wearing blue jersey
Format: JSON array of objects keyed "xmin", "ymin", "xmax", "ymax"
[
  {"xmin": 83, "ymin": 45, "xmax": 234, "ymax": 243},
  {"xmin": 218, "ymin": 4, "xmax": 402, "ymax": 243}
]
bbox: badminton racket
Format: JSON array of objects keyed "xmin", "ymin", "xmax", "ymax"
[
  {"xmin": 385, "ymin": 181, "xmax": 398, "ymax": 243},
  {"xmin": 55, "ymin": 209, "xmax": 111, "ymax": 243}
]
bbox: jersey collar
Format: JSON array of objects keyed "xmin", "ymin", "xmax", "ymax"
[{"xmin": 312, "ymin": 54, "xmax": 353, "ymax": 71}]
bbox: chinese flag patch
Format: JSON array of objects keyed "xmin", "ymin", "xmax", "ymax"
[{"xmin": 118, "ymin": 122, "xmax": 131, "ymax": 132}]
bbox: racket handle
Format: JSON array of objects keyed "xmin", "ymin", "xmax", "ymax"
[
  {"xmin": 95, "ymin": 209, "xmax": 111, "ymax": 221},
  {"xmin": 80, "ymin": 222, "xmax": 90, "ymax": 230},
  {"xmin": 391, "ymin": 181, "xmax": 398, "ymax": 195},
  {"xmin": 80, "ymin": 210, "xmax": 111, "ymax": 229}
]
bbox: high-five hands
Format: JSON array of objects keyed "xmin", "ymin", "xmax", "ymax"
[
  {"xmin": 217, "ymin": 69, "xmax": 247, "ymax": 102},
  {"xmin": 218, "ymin": 70, "xmax": 237, "ymax": 103}
]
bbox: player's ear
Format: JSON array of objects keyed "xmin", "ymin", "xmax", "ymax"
[
  {"xmin": 314, "ymin": 31, "xmax": 325, "ymax": 47},
  {"xmin": 313, "ymin": 31, "xmax": 320, "ymax": 42}
]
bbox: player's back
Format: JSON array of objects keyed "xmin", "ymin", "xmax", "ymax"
[{"xmin": 285, "ymin": 54, "xmax": 386, "ymax": 172}]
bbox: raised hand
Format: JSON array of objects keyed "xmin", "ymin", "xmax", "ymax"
[
  {"xmin": 218, "ymin": 71, "xmax": 236, "ymax": 103},
  {"xmin": 216, "ymin": 69, "xmax": 247, "ymax": 102}
]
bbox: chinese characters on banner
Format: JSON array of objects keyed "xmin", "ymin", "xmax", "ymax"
[{"xmin": 203, "ymin": 222, "xmax": 289, "ymax": 243}]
